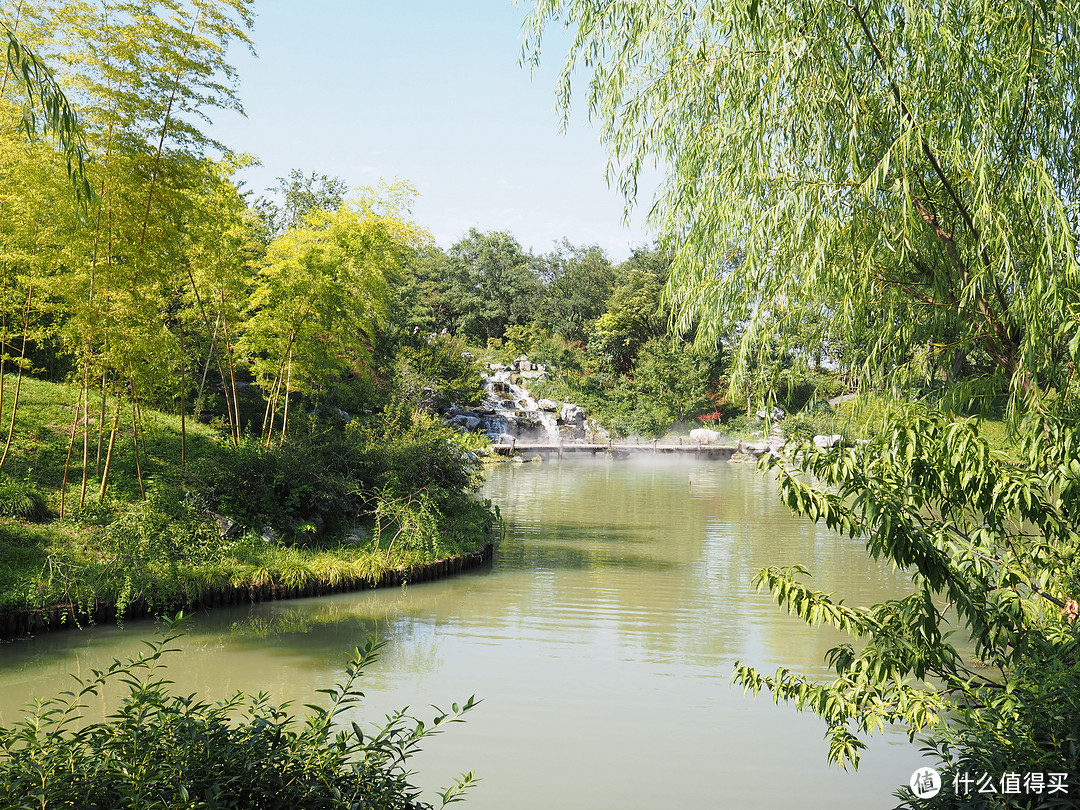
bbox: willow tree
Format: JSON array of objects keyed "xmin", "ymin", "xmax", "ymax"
[
  {"xmin": 1, "ymin": 11, "xmax": 91, "ymax": 209},
  {"xmin": 524, "ymin": 0, "xmax": 1080, "ymax": 409},
  {"xmin": 526, "ymin": 2, "xmax": 1080, "ymax": 799}
]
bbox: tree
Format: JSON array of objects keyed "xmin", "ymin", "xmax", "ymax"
[
  {"xmin": 446, "ymin": 229, "xmax": 542, "ymax": 344},
  {"xmin": 525, "ymin": 3, "xmax": 1080, "ymax": 800},
  {"xmin": 536, "ymin": 240, "xmax": 616, "ymax": 344},
  {"xmin": 589, "ymin": 263, "xmax": 667, "ymax": 375},
  {"xmin": 252, "ymin": 168, "xmax": 350, "ymax": 244},
  {"xmin": 1, "ymin": 12, "xmax": 91, "ymax": 208},
  {"xmin": 524, "ymin": 1, "xmax": 1080, "ymax": 409},
  {"xmin": 733, "ymin": 413, "xmax": 1080, "ymax": 797},
  {"xmin": 238, "ymin": 186, "xmax": 427, "ymax": 443},
  {"xmin": 19, "ymin": 0, "xmax": 255, "ymax": 498}
]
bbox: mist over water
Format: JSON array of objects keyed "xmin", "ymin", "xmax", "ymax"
[{"xmin": 0, "ymin": 457, "xmax": 926, "ymax": 808}]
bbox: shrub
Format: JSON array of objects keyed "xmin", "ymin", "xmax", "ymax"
[
  {"xmin": 190, "ymin": 410, "xmax": 489, "ymax": 549},
  {"xmin": 0, "ymin": 476, "xmax": 49, "ymax": 522},
  {"xmin": 779, "ymin": 415, "xmax": 820, "ymax": 447},
  {"xmin": 0, "ymin": 618, "xmax": 478, "ymax": 810}
]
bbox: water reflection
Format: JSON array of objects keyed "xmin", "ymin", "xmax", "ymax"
[{"xmin": 0, "ymin": 456, "xmax": 927, "ymax": 809}]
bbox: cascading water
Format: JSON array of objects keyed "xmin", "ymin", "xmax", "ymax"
[
  {"xmin": 443, "ymin": 356, "xmax": 596, "ymax": 445},
  {"xmin": 481, "ymin": 369, "xmax": 560, "ymax": 443}
]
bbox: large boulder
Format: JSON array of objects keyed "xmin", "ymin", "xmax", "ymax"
[
  {"xmin": 559, "ymin": 403, "xmax": 587, "ymax": 428},
  {"xmin": 813, "ymin": 434, "xmax": 844, "ymax": 449},
  {"xmin": 689, "ymin": 428, "xmax": 721, "ymax": 444},
  {"xmin": 538, "ymin": 399, "xmax": 558, "ymax": 412},
  {"xmin": 511, "ymin": 355, "xmax": 538, "ymax": 372}
]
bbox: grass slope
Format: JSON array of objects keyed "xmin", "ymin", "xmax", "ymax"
[{"xmin": 0, "ymin": 375, "xmax": 494, "ymax": 620}]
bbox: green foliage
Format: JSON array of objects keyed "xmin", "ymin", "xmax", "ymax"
[
  {"xmin": 445, "ymin": 229, "xmax": 543, "ymax": 344},
  {"xmin": 535, "ymin": 241, "xmax": 617, "ymax": 343},
  {"xmin": 1, "ymin": 17, "xmax": 91, "ymax": 208},
  {"xmin": 190, "ymin": 433, "xmax": 349, "ymax": 539},
  {"xmin": 588, "ymin": 267, "xmax": 666, "ymax": 375},
  {"xmin": 396, "ymin": 332, "xmax": 484, "ymax": 409},
  {"xmin": 101, "ymin": 488, "xmax": 220, "ymax": 567},
  {"xmin": 252, "ymin": 168, "xmax": 349, "ymax": 243},
  {"xmin": 0, "ymin": 475, "xmax": 48, "ymax": 522},
  {"xmin": 733, "ymin": 411, "xmax": 1080, "ymax": 781},
  {"xmin": 0, "ymin": 619, "xmax": 478, "ymax": 810},
  {"xmin": 778, "ymin": 416, "xmax": 818, "ymax": 448},
  {"xmin": 897, "ymin": 634, "xmax": 1080, "ymax": 809},
  {"xmin": 525, "ymin": 0, "xmax": 1080, "ymax": 411},
  {"xmin": 531, "ymin": 333, "xmax": 721, "ymax": 437},
  {"xmin": 191, "ymin": 409, "xmax": 488, "ymax": 549},
  {"xmin": 239, "ymin": 187, "xmax": 425, "ymax": 432}
]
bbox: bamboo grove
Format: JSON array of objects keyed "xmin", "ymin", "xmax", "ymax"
[{"xmin": 0, "ymin": 1, "xmax": 430, "ymax": 512}]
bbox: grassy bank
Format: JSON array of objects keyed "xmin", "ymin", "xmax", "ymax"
[{"xmin": 0, "ymin": 376, "xmax": 498, "ymax": 626}]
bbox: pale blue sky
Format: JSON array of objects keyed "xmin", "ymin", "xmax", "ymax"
[{"xmin": 210, "ymin": 1, "xmax": 656, "ymax": 260}]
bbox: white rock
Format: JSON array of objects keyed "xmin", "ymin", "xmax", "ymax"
[{"xmin": 689, "ymin": 428, "xmax": 721, "ymax": 444}]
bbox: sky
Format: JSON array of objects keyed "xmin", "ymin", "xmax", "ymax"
[{"xmin": 209, "ymin": 1, "xmax": 659, "ymax": 261}]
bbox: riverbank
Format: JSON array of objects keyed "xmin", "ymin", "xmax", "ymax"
[{"xmin": 0, "ymin": 542, "xmax": 493, "ymax": 641}]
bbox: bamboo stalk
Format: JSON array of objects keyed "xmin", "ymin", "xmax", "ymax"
[
  {"xmin": 279, "ymin": 345, "xmax": 294, "ymax": 446},
  {"xmin": 179, "ymin": 320, "xmax": 186, "ymax": 470},
  {"xmin": 0, "ymin": 285, "xmax": 33, "ymax": 472},
  {"xmin": 219, "ymin": 296, "xmax": 241, "ymax": 442},
  {"xmin": 59, "ymin": 400, "xmax": 81, "ymax": 519},
  {"xmin": 130, "ymin": 383, "xmax": 145, "ymax": 499},
  {"xmin": 78, "ymin": 367, "xmax": 90, "ymax": 509},
  {"xmin": 98, "ymin": 393, "xmax": 122, "ymax": 501}
]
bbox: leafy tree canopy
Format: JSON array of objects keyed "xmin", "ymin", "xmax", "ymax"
[
  {"xmin": 253, "ymin": 168, "xmax": 350, "ymax": 243},
  {"xmin": 536, "ymin": 240, "xmax": 617, "ymax": 343},
  {"xmin": 524, "ymin": 0, "xmax": 1080, "ymax": 411},
  {"xmin": 446, "ymin": 229, "xmax": 543, "ymax": 344}
]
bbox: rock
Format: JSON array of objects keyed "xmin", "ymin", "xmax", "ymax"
[
  {"xmin": 586, "ymin": 420, "xmax": 609, "ymax": 443},
  {"xmin": 511, "ymin": 355, "xmax": 537, "ymax": 372},
  {"xmin": 813, "ymin": 434, "xmax": 844, "ymax": 449},
  {"xmin": 559, "ymin": 423, "xmax": 584, "ymax": 441},
  {"xmin": 689, "ymin": 428, "xmax": 721, "ymax": 444},
  {"xmin": 449, "ymin": 414, "xmax": 483, "ymax": 432},
  {"xmin": 739, "ymin": 440, "xmax": 772, "ymax": 458},
  {"xmin": 310, "ymin": 406, "xmax": 350, "ymax": 422},
  {"xmin": 345, "ymin": 526, "xmax": 371, "ymax": 544},
  {"xmin": 756, "ymin": 406, "xmax": 787, "ymax": 422},
  {"xmin": 538, "ymin": 399, "xmax": 558, "ymax": 412},
  {"xmin": 212, "ymin": 511, "xmax": 240, "ymax": 539},
  {"xmin": 260, "ymin": 525, "xmax": 277, "ymax": 543},
  {"xmin": 559, "ymin": 403, "xmax": 587, "ymax": 427}
]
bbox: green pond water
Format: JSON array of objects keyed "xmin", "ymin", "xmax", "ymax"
[{"xmin": 0, "ymin": 456, "xmax": 929, "ymax": 808}]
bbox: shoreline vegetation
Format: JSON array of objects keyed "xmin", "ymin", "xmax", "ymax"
[
  {"xmin": 0, "ymin": 542, "xmax": 493, "ymax": 641},
  {"xmin": 0, "ymin": 375, "xmax": 500, "ymax": 642}
]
